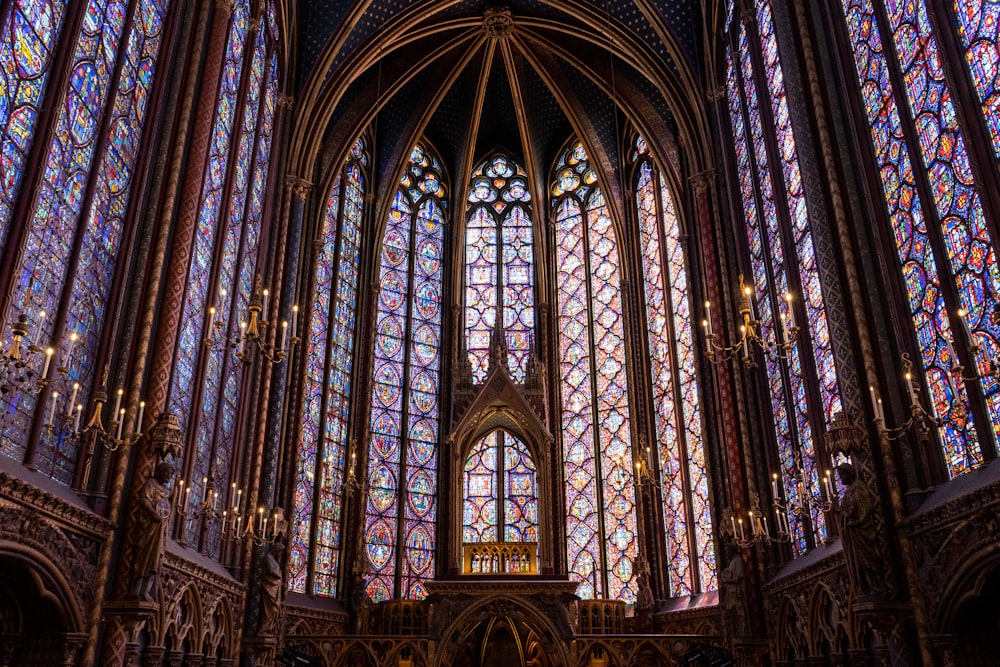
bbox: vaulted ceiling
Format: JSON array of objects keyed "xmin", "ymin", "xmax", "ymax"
[{"xmin": 282, "ymin": 0, "xmax": 723, "ymax": 222}]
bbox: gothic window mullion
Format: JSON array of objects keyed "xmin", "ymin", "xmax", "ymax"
[
  {"xmin": 26, "ymin": 0, "xmax": 142, "ymax": 475},
  {"xmin": 171, "ymin": 2, "xmax": 255, "ymax": 517},
  {"xmin": 744, "ymin": 5, "xmax": 838, "ymax": 501},
  {"xmin": 183, "ymin": 14, "xmax": 267, "ymax": 546},
  {"xmin": 868, "ymin": 0, "xmax": 999, "ymax": 463},
  {"xmin": 394, "ymin": 191, "xmax": 420, "ymax": 599},
  {"xmin": 579, "ymin": 193, "xmax": 609, "ymax": 599},
  {"xmin": 304, "ymin": 176, "xmax": 347, "ymax": 593},
  {"xmin": 729, "ymin": 34, "xmax": 815, "ymax": 549},
  {"xmin": 649, "ymin": 168, "xmax": 700, "ymax": 590}
]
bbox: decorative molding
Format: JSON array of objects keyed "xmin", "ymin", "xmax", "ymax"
[
  {"xmin": 0, "ymin": 469, "xmax": 112, "ymax": 537},
  {"xmin": 483, "ymin": 7, "xmax": 514, "ymax": 39}
]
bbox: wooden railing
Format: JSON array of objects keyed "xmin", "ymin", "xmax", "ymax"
[{"xmin": 462, "ymin": 542, "xmax": 537, "ymax": 574}]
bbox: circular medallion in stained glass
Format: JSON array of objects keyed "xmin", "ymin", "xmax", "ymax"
[
  {"xmin": 555, "ymin": 168, "xmax": 580, "ymax": 196},
  {"xmin": 406, "ymin": 525, "xmax": 433, "ymax": 563},
  {"xmin": 374, "ymin": 363, "xmax": 401, "ymax": 406},
  {"xmin": 469, "ymin": 178, "xmax": 496, "ymax": 203},
  {"xmin": 488, "ymin": 156, "xmax": 513, "ymax": 178},
  {"xmin": 409, "ymin": 423, "xmax": 436, "ymax": 463},
  {"xmin": 412, "ymin": 324, "xmax": 438, "ymax": 365},
  {"xmin": 372, "ymin": 411, "xmax": 398, "ymax": 438},
  {"xmin": 379, "ymin": 272, "xmax": 405, "ymax": 308},
  {"xmin": 366, "ymin": 578, "xmax": 390, "ymax": 603},
  {"xmin": 365, "ymin": 520, "xmax": 394, "ymax": 566},
  {"xmin": 420, "ymin": 172, "xmax": 441, "ymax": 195},
  {"xmin": 410, "ymin": 372, "xmax": 437, "ymax": 411},
  {"xmin": 416, "ymin": 238, "xmax": 440, "ymax": 274},
  {"xmin": 377, "ymin": 316, "xmax": 403, "ymax": 357},
  {"xmin": 382, "ymin": 229, "xmax": 408, "ymax": 266},
  {"xmin": 369, "ymin": 467, "xmax": 396, "ymax": 511},
  {"xmin": 506, "ymin": 179, "xmax": 529, "ymax": 201},
  {"xmin": 371, "ymin": 431, "xmax": 396, "ymax": 460},
  {"xmin": 414, "ymin": 281, "xmax": 440, "ymax": 319},
  {"xmin": 406, "ymin": 471, "xmax": 434, "ymax": 517}
]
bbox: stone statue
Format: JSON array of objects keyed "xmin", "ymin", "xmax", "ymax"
[
  {"xmin": 836, "ymin": 462, "xmax": 888, "ymax": 599},
  {"xmin": 259, "ymin": 540, "xmax": 285, "ymax": 635},
  {"xmin": 635, "ymin": 575, "xmax": 654, "ymax": 632},
  {"xmin": 129, "ymin": 462, "xmax": 174, "ymax": 601},
  {"xmin": 720, "ymin": 553, "xmax": 748, "ymax": 637}
]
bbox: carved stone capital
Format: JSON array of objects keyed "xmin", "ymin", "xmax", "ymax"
[
  {"xmin": 689, "ymin": 169, "xmax": 714, "ymax": 197},
  {"xmin": 215, "ymin": 0, "xmax": 234, "ymax": 14},
  {"xmin": 278, "ymin": 93, "xmax": 294, "ymax": 110},
  {"xmin": 285, "ymin": 176, "xmax": 313, "ymax": 201}
]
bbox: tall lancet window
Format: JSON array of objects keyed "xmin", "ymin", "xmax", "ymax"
[
  {"xmin": 839, "ymin": 0, "xmax": 1000, "ymax": 475},
  {"xmin": 168, "ymin": 2, "xmax": 280, "ymax": 556},
  {"xmin": 553, "ymin": 140, "xmax": 638, "ymax": 601},
  {"xmin": 465, "ymin": 154, "xmax": 535, "ymax": 383},
  {"xmin": 632, "ymin": 136, "xmax": 716, "ymax": 595},
  {"xmin": 365, "ymin": 144, "xmax": 446, "ymax": 602},
  {"xmin": 0, "ymin": 0, "xmax": 174, "ymax": 483},
  {"xmin": 726, "ymin": 0, "xmax": 844, "ymax": 553},
  {"xmin": 288, "ymin": 139, "xmax": 367, "ymax": 596},
  {"xmin": 463, "ymin": 430, "xmax": 538, "ymax": 544}
]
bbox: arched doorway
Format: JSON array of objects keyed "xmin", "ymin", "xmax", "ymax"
[
  {"xmin": 442, "ymin": 607, "xmax": 563, "ymax": 667},
  {"xmin": 0, "ymin": 553, "xmax": 83, "ymax": 666},
  {"xmin": 944, "ymin": 564, "xmax": 1000, "ymax": 666}
]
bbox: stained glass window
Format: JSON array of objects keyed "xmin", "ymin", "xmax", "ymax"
[
  {"xmin": 365, "ymin": 144, "xmax": 446, "ymax": 602},
  {"xmin": 953, "ymin": 0, "xmax": 1000, "ymax": 155},
  {"xmin": 462, "ymin": 430, "xmax": 538, "ymax": 544},
  {"xmin": 840, "ymin": 0, "xmax": 1000, "ymax": 475},
  {"xmin": 0, "ymin": 0, "xmax": 173, "ymax": 483},
  {"xmin": 288, "ymin": 140, "xmax": 366, "ymax": 596},
  {"xmin": 633, "ymin": 139, "xmax": 716, "ymax": 595},
  {"xmin": 162, "ymin": 0, "xmax": 280, "ymax": 556},
  {"xmin": 553, "ymin": 140, "xmax": 638, "ymax": 602},
  {"xmin": 465, "ymin": 154, "xmax": 535, "ymax": 383},
  {"xmin": 0, "ymin": 1, "xmax": 67, "ymax": 253},
  {"xmin": 726, "ymin": 1, "xmax": 846, "ymax": 552}
]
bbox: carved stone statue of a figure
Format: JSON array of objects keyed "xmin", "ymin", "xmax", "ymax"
[
  {"xmin": 129, "ymin": 462, "xmax": 174, "ymax": 601},
  {"xmin": 259, "ymin": 540, "xmax": 285, "ymax": 635},
  {"xmin": 720, "ymin": 553, "xmax": 749, "ymax": 637},
  {"xmin": 635, "ymin": 575, "xmax": 654, "ymax": 632},
  {"xmin": 836, "ymin": 462, "xmax": 888, "ymax": 599}
]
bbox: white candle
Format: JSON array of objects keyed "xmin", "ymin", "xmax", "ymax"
[
  {"xmin": 116, "ymin": 408, "xmax": 125, "ymax": 440},
  {"xmin": 745, "ymin": 286, "xmax": 756, "ymax": 320},
  {"xmin": 68, "ymin": 382, "xmax": 79, "ymax": 416},
  {"xmin": 218, "ymin": 288, "xmax": 227, "ymax": 313},
  {"xmin": 749, "ymin": 511, "xmax": 756, "ymax": 536},
  {"xmin": 704, "ymin": 300, "xmax": 713, "ymax": 337},
  {"xmin": 262, "ymin": 289, "xmax": 269, "ymax": 318},
  {"xmin": 741, "ymin": 326, "xmax": 750, "ymax": 361},
  {"xmin": 236, "ymin": 488, "xmax": 243, "ymax": 514},
  {"xmin": 905, "ymin": 372, "xmax": 916, "ymax": 406},
  {"xmin": 113, "ymin": 389, "xmax": 123, "ymax": 421},
  {"xmin": 238, "ymin": 321, "xmax": 246, "ymax": 353},
  {"xmin": 62, "ymin": 332, "xmax": 78, "ymax": 368},
  {"xmin": 737, "ymin": 518, "xmax": 745, "ymax": 540},
  {"xmin": 202, "ymin": 477, "xmax": 208, "ymax": 507},
  {"xmin": 235, "ymin": 514, "xmax": 242, "ymax": 537},
  {"xmin": 957, "ymin": 308, "xmax": 974, "ymax": 346},
  {"xmin": 213, "ymin": 491, "xmax": 219, "ymax": 511},
  {"xmin": 262, "ymin": 517, "xmax": 268, "ymax": 541},
  {"xmin": 74, "ymin": 404, "xmax": 82, "ymax": 432},
  {"xmin": 730, "ymin": 515, "xmax": 737, "ymax": 536},
  {"xmin": 41, "ymin": 347, "xmax": 54, "ymax": 380},
  {"xmin": 281, "ymin": 320, "xmax": 289, "ymax": 350},
  {"xmin": 258, "ymin": 507, "xmax": 265, "ymax": 532},
  {"xmin": 48, "ymin": 392, "xmax": 58, "ymax": 425},
  {"xmin": 785, "ymin": 292, "xmax": 796, "ymax": 329},
  {"xmin": 291, "ymin": 304, "xmax": 299, "ymax": 339},
  {"xmin": 771, "ymin": 473, "xmax": 779, "ymax": 498},
  {"xmin": 136, "ymin": 401, "xmax": 145, "ymax": 433},
  {"xmin": 184, "ymin": 487, "xmax": 191, "ymax": 513},
  {"xmin": 32, "ymin": 310, "xmax": 45, "ymax": 343},
  {"xmin": 877, "ymin": 398, "xmax": 885, "ymax": 422},
  {"xmin": 869, "ymin": 385, "xmax": 879, "ymax": 419}
]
